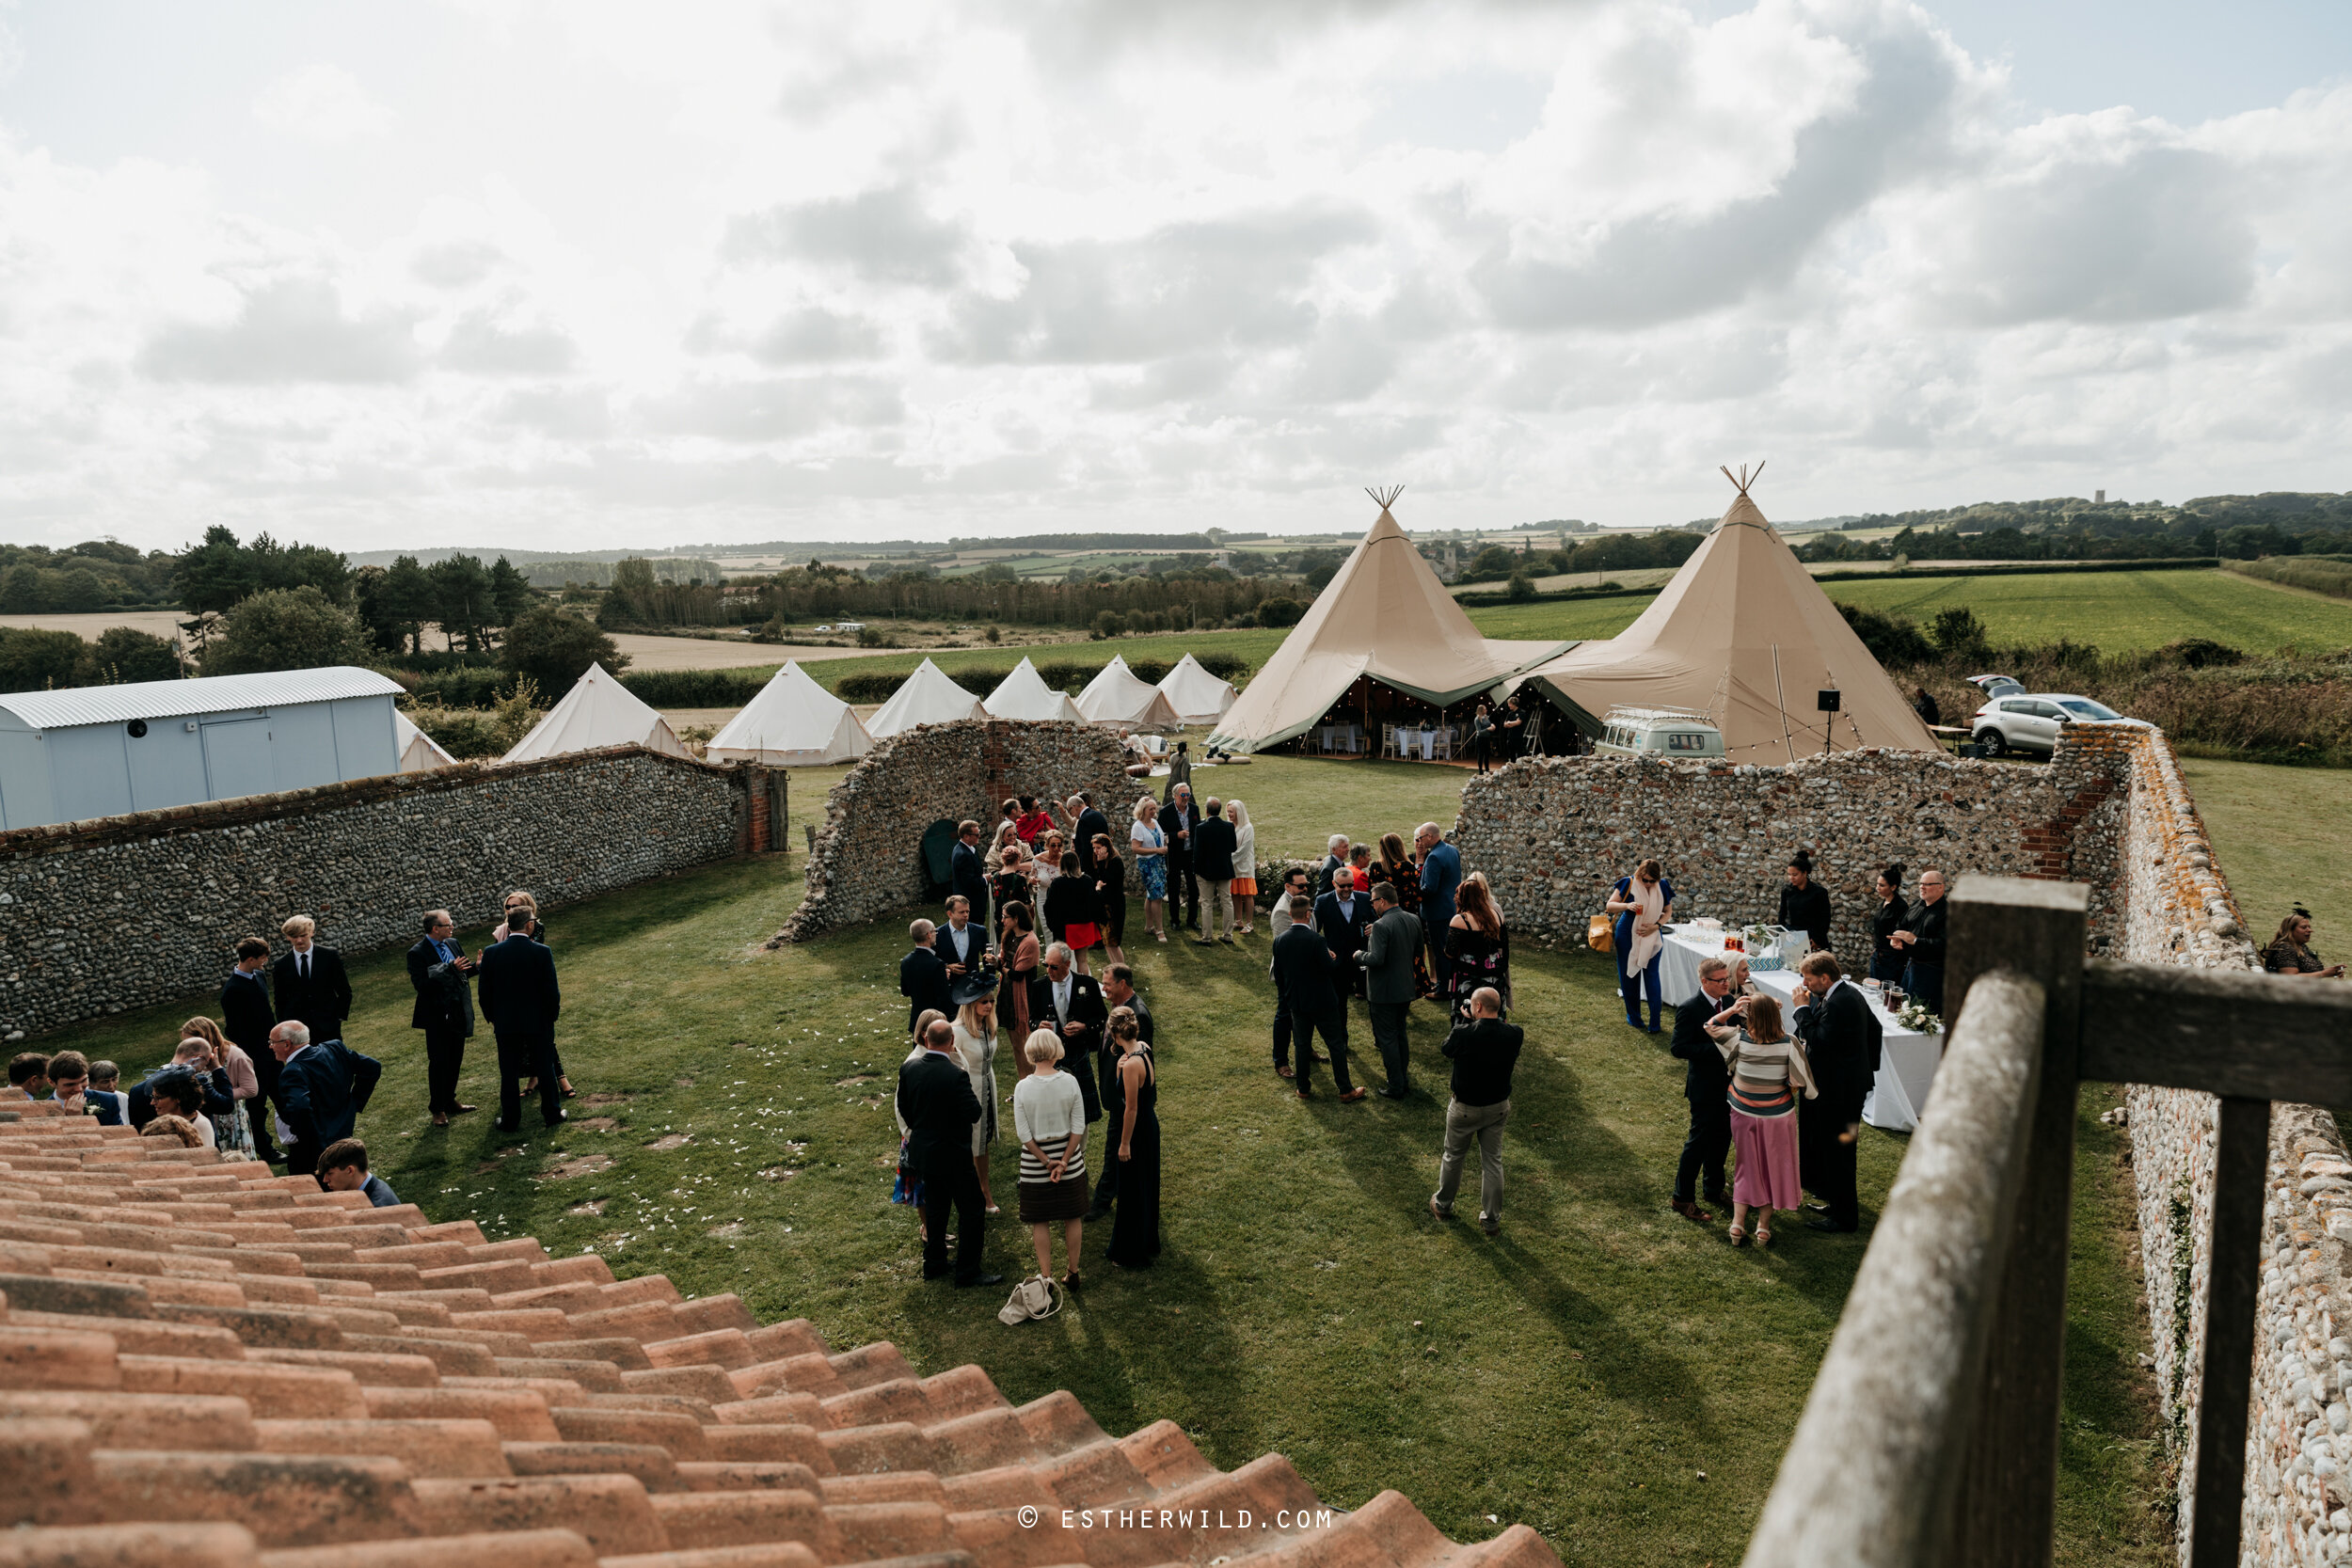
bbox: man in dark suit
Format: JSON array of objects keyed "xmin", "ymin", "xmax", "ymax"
[
  {"xmin": 1358, "ymin": 882, "xmax": 1423, "ymax": 1099},
  {"xmin": 268, "ymin": 1022, "xmax": 382, "ymax": 1176},
  {"xmin": 950, "ymin": 820, "xmax": 990, "ymax": 925},
  {"xmin": 1158, "ymin": 784, "xmax": 1200, "ymax": 933},
  {"xmin": 900, "ymin": 920, "xmax": 952, "ymax": 1031},
  {"xmin": 1317, "ymin": 835, "xmax": 1350, "ymax": 900},
  {"xmin": 1274, "ymin": 895, "xmax": 1360, "ymax": 1101},
  {"xmin": 897, "ymin": 1017, "xmax": 1001, "ymax": 1287},
  {"xmin": 273, "ymin": 916, "xmax": 354, "ymax": 1043},
  {"xmin": 1431, "ymin": 986, "xmax": 1522, "ymax": 1234},
  {"xmin": 937, "ymin": 898, "xmax": 989, "ymax": 979},
  {"xmin": 1668, "ymin": 956, "xmax": 1736, "ymax": 1222},
  {"xmin": 1191, "ymin": 797, "xmax": 1239, "ymax": 943},
  {"xmin": 477, "ymin": 910, "xmax": 564, "ymax": 1132},
  {"xmin": 1794, "ymin": 952, "xmax": 1882, "ymax": 1233},
  {"xmin": 1314, "ymin": 878, "xmax": 1373, "ymax": 1002},
  {"xmin": 407, "ymin": 911, "xmax": 478, "ymax": 1128},
  {"xmin": 1101, "ymin": 964, "xmax": 1152, "ymax": 1044},
  {"xmin": 220, "ymin": 936, "xmax": 281, "ymax": 1164}
]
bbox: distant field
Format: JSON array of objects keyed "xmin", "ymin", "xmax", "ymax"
[
  {"xmin": 1452, "ymin": 569, "xmax": 2352, "ymax": 657},
  {"xmin": 1823, "ymin": 570, "xmax": 2352, "ymax": 654},
  {"xmin": 2180, "ymin": 758, "xmax": 2352, "ymax": 949}
]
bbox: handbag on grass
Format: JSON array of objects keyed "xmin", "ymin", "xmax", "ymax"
[
  {"xmin": 998, "ymin": 1274, "xmax": 1061, "ymax": 1325},
  {"xmin": 1587, "ymin": 913, "xmax": 1614, "ymax": 955}
]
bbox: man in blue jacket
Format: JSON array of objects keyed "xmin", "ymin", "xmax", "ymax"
[
  {"xmin": 1415, "ymin": 821, "xmax": 1461, "ymax": 1002},
  {"xmin": 478, "ymin": 908, "xmax": 564, "ymax": 1132},
  {"xmin": 268, "ymin": 1022, "xmax": 381, "ymax": 1176}
]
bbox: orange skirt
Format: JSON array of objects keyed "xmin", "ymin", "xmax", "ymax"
[{"xmin": 1231, "ymin": 877, "xmax": 1259, "ymax": 896}]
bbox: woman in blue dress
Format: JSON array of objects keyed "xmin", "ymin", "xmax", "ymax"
[
  {"xmin": 1129, "ymin": 796, "xmax": 1168, "ymax": 943},
  {"xmin": 1605, "ymin": 858, "xmax": 1675, "ymax": 1033}
]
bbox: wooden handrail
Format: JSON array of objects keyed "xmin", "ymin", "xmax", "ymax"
[{"xmin": 1742, "ymin": 971, "xmax": 2049, "ymax": 1565}]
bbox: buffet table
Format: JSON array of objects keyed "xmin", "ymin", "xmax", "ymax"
[{"xmin": 1654, "ymin": 925, "xmax": 1941, "ymax": 1132}]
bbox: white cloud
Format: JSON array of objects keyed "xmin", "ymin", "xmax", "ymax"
[
  {"xmin": 251, "ymin": 63, "xmax": 396, "ymax": 145},
  {"xmin": 0, "ymin": 0, "xmax": 2344, "ymax": 548}
]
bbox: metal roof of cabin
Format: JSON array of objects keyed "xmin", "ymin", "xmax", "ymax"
[{"xmin": 0, "ymin": 666, "xmax": 405, "ymax": 730}]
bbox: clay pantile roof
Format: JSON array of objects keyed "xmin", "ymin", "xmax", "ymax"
[{"xmin": 0, "ymin": 1111, "xmax": 1563, "ymax": 1568}]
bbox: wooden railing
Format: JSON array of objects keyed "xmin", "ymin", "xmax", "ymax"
[{"xmin": 1743, "ymin": 875, "xmax": 2352, "ymax": 1568}]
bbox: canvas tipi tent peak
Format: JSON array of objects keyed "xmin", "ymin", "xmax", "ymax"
[
  {"xmin": 1073, "ymin": 655, "xmax": 1182, "ymax": 728},
  {"xmin": 503, "ymin": 662, "xmax": 690, "ymax": 763},
  {"xmin": 866, "ymin": 657, "xmax": 988, "ymax": 738},
  {"xmin": 983, "ymin": 657, "xmax": 1087, "ymax": 723}
]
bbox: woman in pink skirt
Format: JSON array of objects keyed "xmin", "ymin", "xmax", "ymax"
[{"xmin": 1706, "ymin": 993, "xmax": 1817, "ymax": 1248}]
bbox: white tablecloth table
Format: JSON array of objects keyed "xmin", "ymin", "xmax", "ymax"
[{"xmin": 1655, "ymin": 926, "xmax": 1940, "ymax": 1132}]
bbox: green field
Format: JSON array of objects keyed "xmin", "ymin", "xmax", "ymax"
[
  {"xmin": 38, "ymin": 756, "xmax": 2166, "ymax": 1565},
  {"xmin": 2179, "ymin": 758, "xmax": 2352, "ymax": 953},
  {"xmin": 1820, "ymin": 570, "xmax": 2352, "ymax": 654}
]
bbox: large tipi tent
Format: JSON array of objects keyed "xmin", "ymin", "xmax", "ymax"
[
  {"xmin": 707, "ymin": 661, "xmax": 872, "ymax": 766},
  {"xmin": 1510, "ymin": 468, "xmax": 1941, "ymax": 765},
  {"xmin": 393, "ymin": 710, "xmax": 458, "ymax": 772},
  {"xmin": 1157, "ymin": 653, "xmax": 1236, "ymax": 726},
  {"xmin": 866, "ymin": 657, "xmax": 987, "ymax": 738},
  {"xmin": 504, "ymin": 662, "xmax": 691, "ymax": 762},
  {"xmin": 982, "ymin": 657, "xmax": 1088, "ymax": 723},
  {"xmin": 1073, "ymin": 656, "xmax": 1182, "ymax": 729},
  {"xmin": 1207, "ymin": 489, "xmax": 1569, "ymax": 753}
]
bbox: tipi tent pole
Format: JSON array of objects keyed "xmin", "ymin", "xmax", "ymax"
[{"xmin": 1771, "ymin": 644, "xmax": 1796, "ymax": 765}]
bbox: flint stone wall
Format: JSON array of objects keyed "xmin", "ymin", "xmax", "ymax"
[
  {"xmin": 0, "ymin": 746, "xmax": 749, "ymax": 1039},
  {"xmin": 1451, "ymin": 732, "xmax": 2139, "ymax": 978},
  {"xmin": 777, "ymin": 721, "xmax": 1135, "ymax": 942},
  {"xmin": 2106, "ymin": 735, "xmax": 2352, "ymax": 1565}
]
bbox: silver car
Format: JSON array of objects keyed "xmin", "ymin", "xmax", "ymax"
[{"xmin": 1969, "ymin": 692, "xmax": 2143, "ymax": 757}]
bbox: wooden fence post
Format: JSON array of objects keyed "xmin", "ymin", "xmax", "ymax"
[
  {"xmin": 2188, "ymin": 1095, "xmax": 2268, "ymax": 1566},
  {"xmin": 1940, "ymin": 876, "xmax": 2088, "ymax": 1568}
]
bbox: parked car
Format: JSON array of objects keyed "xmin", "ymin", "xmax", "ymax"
[{"xmin": 1970, "ymin": 692, "xmax": 2146, "ymax": 757}]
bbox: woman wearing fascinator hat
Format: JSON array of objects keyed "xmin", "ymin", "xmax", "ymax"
[{"xmin": 952, "ymin": 968, "xmax": 1008, "ymax": 1216}]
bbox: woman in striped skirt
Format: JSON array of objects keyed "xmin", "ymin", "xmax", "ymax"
[
  {"xmin": 1706, "ymin": 993, "xmax": 1817, "ymax": 1248},
  {"xmin": 1012, "ymin": 1028, "xmax": 1089, "ymax": 1289}
]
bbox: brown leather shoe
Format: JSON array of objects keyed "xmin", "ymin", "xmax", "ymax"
[
  {"xmin": 1671, "ymin": 1197, "xmax": 1713, "ymax": 1224},
  {"xmin": 1339, "ymin": 1088, "xmax": 1368, "ymax": 1103}
]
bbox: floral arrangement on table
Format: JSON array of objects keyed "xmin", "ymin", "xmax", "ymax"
[
  {"xmin": 1742, "ymin": 923, "xmax": 1790, "ymax": 971},
  {"xmin": 1896, "ymin": 998, "xmax": 1943, "ymax": 1035}
]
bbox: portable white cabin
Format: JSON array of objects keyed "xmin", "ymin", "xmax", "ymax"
[{"xmin": 0, "ymin": 666, "xmax": 405, "ymax": 830}]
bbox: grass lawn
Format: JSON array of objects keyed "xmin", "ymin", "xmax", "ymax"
[
  {"xmin": 43, "ymin": 755, "xmax": 2168, "ymax": 1564},
  {"xmin": 2177, "ymin": 757, "xmax": 2352, "ymax": 949}
]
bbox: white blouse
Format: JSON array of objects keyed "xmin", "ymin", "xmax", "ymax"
[{"xmin": 1013, "ymin": 1069, "xmax": 1086, "ymax": 1146}]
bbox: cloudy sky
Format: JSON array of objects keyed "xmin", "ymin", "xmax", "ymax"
[{"xmin": 0, "ymin": 0, "xmax": 2347, "ymax": 552}]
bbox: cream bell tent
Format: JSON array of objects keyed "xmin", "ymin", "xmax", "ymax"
[
  {"xmin": 866, "ymin": 657, "xmax": 987, "ymax": 738},
  {"xmin": 503, "ymin": 662, "xmax": 691, "ymax": 762},
  {"xmin": 982, "ymin": 657, "xmax": 1088, "ymax": 723},
  {"xmin": 707, "ymin": 660, "xmax": 872, "ymax": 766},
  {"xmin": 1073, "ymin": 655, "xmax": 1182, "ymax": 729},
  {"xmin": 393, "ymin": 710, "xmax": 458, "ymax": 772},
  {"xmin": 1157, "ymin": 653, "xmax": 1236, "ymax": 726},
  {"xmin": 1207, "ymin": 488, "xmax": 1569, "ymax": 753},
  {"xmin": 1510, "ymin": 467, "xmax": 1941, "ymax": 765}
]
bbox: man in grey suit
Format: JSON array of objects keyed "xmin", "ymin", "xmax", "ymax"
[{"xmin": 1358, "ymin": 881, "xmax": 1423, "ymax": 1100}]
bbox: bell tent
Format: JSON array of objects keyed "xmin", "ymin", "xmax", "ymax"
[
  {"xmin": 707, "ymin": 661, "xmax": 873, "ymax": 766},
  {"xmin": 1510, "ymin": 466, "xmax": 1941, "ymax": 765},
  {"xmin": 866, "ymin": 657, "xmax": 987, "ymax": 738},
  {"xmin": 503, "ymin": 663, "xmax": 691, "ymax": 763},
  {"xmin": 1157, "ymin": 654, "xmax": 1236, "ymax": 726},
  {"xmin": 393, "ymin": 710, "xmax": 458, "ymax": 772},
  {"xmin": 1073, "ymin": 656, "xmax": 1182, "ymax": 729},
  {"xmin": 1207, "ymin": 488, "xmax": 1568, "ymax": 753},
  {"xmin": 982, "ymin": 657, "xmax": 1088, "ymax": 723}
]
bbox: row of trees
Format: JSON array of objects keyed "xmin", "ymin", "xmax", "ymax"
[{"xmin": 0, "ymin": 541, "xmax": 178, "ymax": 612}]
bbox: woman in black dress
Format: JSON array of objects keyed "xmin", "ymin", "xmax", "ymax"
[
  {"xmin": 1776, "ymin": 848, "xmax": 1833, "ymax": 953},
  {"xmin": 1868, "ymin": 863, "xmax": 1910, "ymax": 983},
  {"xmin": 1444, "ymin": 872, "xmax": 1511, "ymax": 1018},
  {"xmin": 1105, "ymin": 1007, "xmax": 1160, "ymax": 1269},
  {"xmin": 1091, "ymin": 833, "xmax": 1128, "ymax": 969}
]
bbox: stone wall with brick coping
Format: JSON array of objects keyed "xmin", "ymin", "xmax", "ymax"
[
  {"xmin": 1448, "ymin": 731, "xmax": 2143, "ymax": 978},
  {"xmin": 0, "ymin": 746, "xmax": 753, "ymax": 1039},
  {"xmin": 774, "ymin": 721, "xmax": 1135, "ymax": 943}
]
